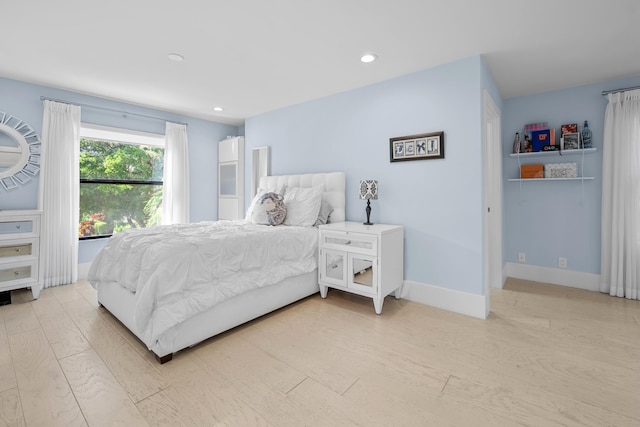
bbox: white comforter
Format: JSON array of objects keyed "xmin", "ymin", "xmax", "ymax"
[{"xmin": 88, "ymin": 220, "xmax": 318, "ymax": 344}]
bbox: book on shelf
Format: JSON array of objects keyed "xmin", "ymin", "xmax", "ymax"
[{"xmin": 530, "ymin": 128, "xmax": 556, "ymax": 152}]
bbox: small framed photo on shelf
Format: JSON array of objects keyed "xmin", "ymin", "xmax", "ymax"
[
  {"xmin": 390, "ymin": 131, "xmax": 444, "ymax": 162},
  {"xmin": 561, "ymin": 132, "xmax": 580, "ymax": 150},
  {"xmin": 561, "ymin": 123, "xmax": 578, "ymax": 135}
]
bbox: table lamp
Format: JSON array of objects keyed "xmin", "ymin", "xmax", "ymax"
[{"xmin": 359, "ymin": 180, "xmax": 378, "ymax": 225}]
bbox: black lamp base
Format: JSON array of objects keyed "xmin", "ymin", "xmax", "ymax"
[{"xmin": 363, "ymin": 199, "xmax": 373, "ymax": 225}]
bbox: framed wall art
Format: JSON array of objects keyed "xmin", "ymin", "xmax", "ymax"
[
  {"xmin": 560, "ymin": 132, "xmax": 580, "ymax": 150},
  {"xmin": 390, "ymin": 131, "xmax": 444, "ymax": 162}
]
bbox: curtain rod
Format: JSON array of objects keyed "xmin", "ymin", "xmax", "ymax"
[
  {"xmin": 39, "ymin": 96, "xmax": 188, "ymax": 126},
  {"xmin": 601, "ymin": 85, "xmax": 640, "ymax": 96}
]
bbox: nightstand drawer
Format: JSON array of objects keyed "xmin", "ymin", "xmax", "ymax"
[
  {"xmin": 320, "ymin": 231, "xmax": 377, "ymax": 256},
  {"xmin": 0, "ymin": 220, "xmax": 34, "ymax": 235},
  {"xmin": 0, "ymin": 264, "xmax": 33, "ymax": 283},
  {"xmin": 0, "ymin": 211, "xmax": 42, "ymax": 298},
  {"xmin": 0, "ymin": 242, "xmax": 32, "ymax": 258}
]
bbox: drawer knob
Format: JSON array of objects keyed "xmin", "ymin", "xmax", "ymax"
[
  {"xmin": 15, "ymin": 248, "xmax": 20, "ymax": 252},
  {"xmin": 16, "ymin": 225, "xmax": 21, "ymax": 229},
  {"xmin": 14, "ymin": 271, "xmax": 21, "ymax": 276},
  {"xmin": 345, "ymin": 240, "xmax": 352, "ymax": 245}
]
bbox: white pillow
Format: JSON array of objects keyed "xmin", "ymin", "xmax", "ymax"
[
  {"xmin": 245, "ymin": 185, "xmax": 285, "ymax": 220},
  {"xmin": 283, "ymin": 186, "xmax": 323, "ymax": 227},
  {"xmin": 315, "ymin": 199, "xmax": 334, "ymax": 226}
]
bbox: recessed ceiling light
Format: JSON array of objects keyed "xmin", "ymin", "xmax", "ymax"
[
  {"xmin": 213, "ymin": 107, "xmax": 224, "ymax": 112},
  {"xmin": 360, "ymin": 53, "xmax": 378, "ymax": 63},
  {"xmin": 167, "ymin": 53, "xmax": 184, "ymax": 62}
]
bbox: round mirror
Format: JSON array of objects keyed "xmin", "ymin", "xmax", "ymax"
[{"xmin": 0, "ymin": 112, "xmax": 41, "ymax": 190}]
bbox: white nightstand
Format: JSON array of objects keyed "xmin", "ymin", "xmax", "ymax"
[
  {"xmin": 0, "ymin": 210, "xmax": 42, "ymax": 299},
  {"xmin": 318, "ymin": 221, "xmax": 403, "ymax": 314}
]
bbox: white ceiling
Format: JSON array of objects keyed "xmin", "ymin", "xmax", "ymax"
[{"xmin": 1, "ymin": 1, "xmax": 639, "ymax": 126}]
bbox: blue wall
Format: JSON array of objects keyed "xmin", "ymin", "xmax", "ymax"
[
  {"xmin": 502, "ymin": 74, "xmax": 640, "ymax": 274},
  {"xmin": 246, "ymin": 56, "xmax": 487, "ymax": 296},
  {"xmin": 0, "ymin": 77, "xmax": 238, "ymax": 264}
]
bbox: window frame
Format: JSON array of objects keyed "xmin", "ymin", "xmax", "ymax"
[{"xmin": 79, "ymin": 123, "xmax": 165, "ymax": 240}]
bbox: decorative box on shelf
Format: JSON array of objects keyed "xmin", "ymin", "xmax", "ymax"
[
  {"xmin": 545, "ymin": 162, "xmax": 577, "ymax": 178},
  {"xmin": 520, "ymin": 164, "xmax": 544, "ymax": 179}
]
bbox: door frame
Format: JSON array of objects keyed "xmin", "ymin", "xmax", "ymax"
[{"xmin": 483, "ymin": 90, "xmax": 503, "ymax": 318}]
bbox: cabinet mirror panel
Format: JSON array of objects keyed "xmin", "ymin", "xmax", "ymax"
[
  {"xmin": 324, "ymin": 252, "xmax": 344, "ymax": 281},
  {"xmin": 352, "ymin": 257, "xmax": 374, "ymax": 287}
]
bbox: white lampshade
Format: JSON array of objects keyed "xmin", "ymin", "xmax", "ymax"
[{"xmin": 359, "ymin": 180, "xmax": 378, "ymax": 200}]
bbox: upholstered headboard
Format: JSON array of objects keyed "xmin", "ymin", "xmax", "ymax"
[{"xmin": 259, "ymin": 172, "xmax": 346, "ymax": 223}]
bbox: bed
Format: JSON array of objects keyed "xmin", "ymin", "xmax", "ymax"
[{"xmin": 90, "ymin": 172, "xmax": 345, "ymax": 363}]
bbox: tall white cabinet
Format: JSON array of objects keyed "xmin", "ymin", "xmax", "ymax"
[{"xmin": 218, "ymin": 136, "xmax": 244, "ymax": 220}]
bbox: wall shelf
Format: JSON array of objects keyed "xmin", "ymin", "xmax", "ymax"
[
  {"xmin": 509, "ymin": 148, "xmax": 597, "ymax": 158},
  {"xmin": 508, "ymin": 177, "xmax": 595, "ymax": 182},
  {"xmin": 510, "ymin": 147, "xmax": 597, "ymax": 181}
]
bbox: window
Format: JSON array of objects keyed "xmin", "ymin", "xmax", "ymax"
[{"xmin": 79, "ymin": 124, "xmax": 165, "ymax": 239}]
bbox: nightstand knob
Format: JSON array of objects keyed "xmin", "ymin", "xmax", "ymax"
[
  {"xmin": 15, "ymin": 248, "xmax": 20, "ymax": 252},
  {"xmin": 14, "ymin": 271, "xmax": 20, "ymax": 276},
  {"xmin": 345, "ymin": 240, "xmax": 351, "ymax": 245}
]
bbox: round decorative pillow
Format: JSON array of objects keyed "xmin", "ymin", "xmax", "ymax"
[{"xmin": 251, "ymin": 192, "xmax": 287, "ymax": 226}]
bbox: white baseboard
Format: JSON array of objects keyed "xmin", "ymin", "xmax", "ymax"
[
  {"xmin": 400, "ymin": 280, "xmax": 487, "ymax": 319},
  {"xmin": 78, "ymin": 262, "xmax": 92, "ymax": 281},
  {"xmin": 505, "ymin": 262, "xmax": 600, "ymax": 292}
]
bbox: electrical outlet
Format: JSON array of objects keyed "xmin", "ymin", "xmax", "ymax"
[
  {"xmin": 559, "ymin": 257, "xmax": 567, "ymax": 268},
  {"xmin": 518, "ymin": 252, "xmax": 526, "ymax": 263}
]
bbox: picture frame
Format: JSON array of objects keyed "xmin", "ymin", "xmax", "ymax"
[
  {"xmin": 390, "ymin": 131, "xmax": 444, "ymax": 162},
  {"xmin": 561, "ymin": 132, "xmax": 580, "ymax": 150},
  {"xmin": 560, "ymin": 123, "xmax": 578, "ymax": 135}
]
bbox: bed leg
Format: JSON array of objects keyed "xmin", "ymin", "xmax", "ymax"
[{"xmin": 156, "ymin": 353, "xmax": 173, "ymax": 364}]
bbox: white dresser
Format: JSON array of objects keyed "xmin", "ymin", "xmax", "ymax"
[
  {"xmin": 0, "ymin": 210, "xmax": 42, "ymax": 299},
  {"xmin": 318, "ymin": 221, "xmax": 404, "ymax": 314}
]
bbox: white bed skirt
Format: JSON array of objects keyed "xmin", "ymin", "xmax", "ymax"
[{"xmin": 97, "ymin": 270, "xmax": 319, "ymax": 361}]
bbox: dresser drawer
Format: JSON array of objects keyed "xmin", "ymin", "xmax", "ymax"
[
  {"xmin": 0, "ymin": 238, "xmax": 38, "ymax": 263},
  {"xmin": 0, "ymin": 260, "xmax": 38, "ymax": 290},
  {"xmin": 0, "ymin": 220, "xmax": 33, "ymax": 235},
  {"xmin": 0, "ymin": 214, "xmax": 40, "ymax": 240},
  {"xmin": 320, "ymin": 231, "xmax": 378, "ymax": 256},
  {"xmin": 0, "ymin": 242, "xmax": 32, "ymax": 258},
  {"xmin": 0, "ymin": 264, "xmax": 32, "ymax": 282}
]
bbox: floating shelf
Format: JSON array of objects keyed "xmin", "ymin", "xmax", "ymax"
[
  {"xmin": 508, "ymin": 177, "xmax": 595, "ymax": 182},
  {"xmin": 509, "ymin": 148, "xmax": 597, "ymax": 158}
]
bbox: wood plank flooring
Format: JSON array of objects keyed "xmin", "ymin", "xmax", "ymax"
[{"xmin": 0, "ymin": 278, "xmax": 638, "ymax": 426}]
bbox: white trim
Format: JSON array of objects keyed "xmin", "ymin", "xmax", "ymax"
[
  {"xmin": 400, "ymin": 280, "xmax": 487, "ymax": 319},
  {"xmin": 482, "ymin": 90, "xmax": 503, "ymax": 321},
  {"xmin": 80, "ymin": 123, "xmax": 165, "ymax": 147},
  {"xmin": 505, "ymin": 262, "xmax": 600, "ymax": 292}
]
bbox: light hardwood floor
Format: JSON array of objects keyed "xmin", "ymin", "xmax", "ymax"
[{"xmin": 1, "ymin": 278, "xmax": 639, "ymax": 426}]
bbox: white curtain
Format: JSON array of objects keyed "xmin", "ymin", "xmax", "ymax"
[
  {"xmin": 40, "ymin": 100, "xmax": 81, "ymax": 287},
  {"xmin": 162, "ymin": 122, "xmax": 190, "ymax": 224},
  {"xmin": 600, "ymin": 89, "xmax": 640, "ymax": 300}
]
